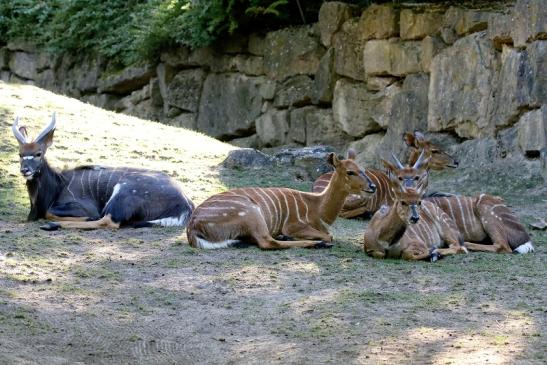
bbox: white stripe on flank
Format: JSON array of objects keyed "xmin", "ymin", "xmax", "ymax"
[
  {"xmin": 291, "ymin": 193, "xmax": 305, "ymax": 224},
  {"xmin": 96, "ymin": 168, "xmax": 103, "ymax": 202},
  {"xmin": 513, "ymin": 241, "xmax": 534, "ymax": 254},
  {"xmin": 88, "ymin": 168, "xmax": 94, "ymax": 200},
  {"xmin": 104, "ymin": 183, "xmax": 122, "ymax": 209},
  {"xmin": 195, "ymin": 237, "xmax": 239, "ymax": 249},
  {"xmin": 148, "ymin": 211, "xmax": 190, "ymax": 227},
  {"xmin": 253, "ymin": 189, "xmax": 274, "ymax": 229},
  {"xmin": 66, "ymin": 172, "xmax": 76, "ymax": 200},
  {"xmin": 297, "ymin": 193, "xmax": 310, "ymax": 223},
  {"xmin": 281, "ymin": 191, "xmax": 291, "ymax": 230},
  {"xmin": 267, "ymin": 189, "xmax": 282, "ymax": 233}
]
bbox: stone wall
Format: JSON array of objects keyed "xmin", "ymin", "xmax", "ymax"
[{"xmin": 1, "ymin": 0, "xmax": 545, "ymax": 171}]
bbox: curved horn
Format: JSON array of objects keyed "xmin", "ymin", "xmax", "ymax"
[
  {"xmin": 34, "ymin": 112, "xmax": 56, "ymax": 143},
  {"xmin": 12, "ymin": 116, "xmax": 28, "ymax": 144},
  {"xmin": 391, "ymin": 153, "xmax": 404, "ymax": 169},
  {"xmin": 412, "ymin": 149, "xmax": 426, "ymax": 169}
]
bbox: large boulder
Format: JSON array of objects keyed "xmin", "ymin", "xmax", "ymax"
[
  {"xmin": 273, "ymin": 146, "xmax": 337, "ymax": 180},
  {"xmin": 488, "ymin": 13, "xmax": 513, "ymax": 50},
  {"xmin": 318, "ymin": 1, "xmax": 359, "ymax": 47},
  {"xmin": 428, "ymin": 32, "xmax": 498, "ymax": 138},
  {"xmin": 358, "ymin": 4, "xmax": 398, "ymax": 40},
  {"xmin": 511, "ymin": 0, "xmax": 547, "ymax": 48},
  {"xmin": 314, "ymin": 48, "xmax": 338, "ymax": 103},
  {"xmin": 73, "ymin": 57, "xmax": 102, "ymax": 93},
  {"xmin": 264, "ymin": 26, "xmax": 324, "ymax": 80},
  {"xmin": 210, "ymin": 54, "xmax": 264, "ymax": 76},
  {"xmin": 400, "ymin": 10, "xmax": 443, "ymax": 40},
  {"xmin": 222, "ymin": 148, "xmax": 275, "ymax": 170},
  {"xmin": 454, "ymin": 10, "xmax": 490, "ymax": 36},
  {"xmin": 363, "ymin": 39, "xmax": 422, "ymax": 77},
  {"xmin": 197, "ymin": 73, "xmax": 265, "ymax": 139},
  {"xmin": 421, "ymin": 36, "xmax": 446, "ymax": 73},
  {"xmin": 517, "ymin": 106, "xmax": 546, "ymax": 157},
  {"xmin": 332, "ymin": 18, "xmax": 365, "ymax": 81},
  {"xmin": 291, "ymin": 106, "xmax": 351, "ymax": 147},
  {"xmin": 166, "ymin": 69, "xmax": 207, "ymax": 112},
  {"xmin": 492, "ymin": 43, "xmax": 545, "ymax": 128},
  {"xmin": 97, "ymin": 65, "xmax": 154, "ymax": 94},
  {"xmin": 332, "ymin": 78, "xmax": 384, "ymax": 138},
  {"xmin": 273, "ymin": 75, "xmax": 314, "ymax": 108},
  {"xmin": 349, "ymin": 132, "xmax": 386, "ymax": 168},
  {"xmin": 256, "ymin": 109, "xmax": 289, "ymax": 147},
  {"xmin": 8, "ymin": 52, "xmax": 37, "ymax": 80},
  {"xmin": 160, "ymin": 47, "xmax": 215, "ymax": 68}
]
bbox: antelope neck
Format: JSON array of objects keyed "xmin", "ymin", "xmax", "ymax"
[
  {"xmin": 319, "ymin": 169, "xmax": 351, "ymax": 225},
  {"xmin": 380, "ymin": 202, "xmax": 408, "ymax": 244},
  {"xmin": 26, "ymin": 159, "xmax": 64, "ymax": 220}
]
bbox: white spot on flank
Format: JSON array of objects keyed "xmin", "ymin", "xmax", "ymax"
[
  {"xmin": 208, "ymin": 222, "xmax": 215, "ymax": 227},
  {"xmin": 222, "ymin": 213, "xmax": 228, "ymax": 216},
  {"xmin": 238, "ymin": 211, "xmax": 246, "ymax": 216},
  {"xmin": 132, "ymin": 189, "xmax": 137, "ymax": 193},
  {"xmin": 514, "ymin": 241, "xmax": 534, "ymax": 254}
]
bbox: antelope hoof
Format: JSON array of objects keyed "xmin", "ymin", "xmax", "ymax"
[
  {"xmin": 276, "ymin": 235, "xmax": 294, "ymax": 241},
  {"xmin": 429, "ymin": 247, "xmax": 442, "ymax": 262},
  {"xmin": 312, "ymin": 241, "xmax": 334, "ymax": 249},
  {"xmin": 40, "ymin": 222, "xmax": 61, "ymax": 231}
]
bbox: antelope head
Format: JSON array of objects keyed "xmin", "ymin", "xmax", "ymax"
[
  {"xmin": 12, "ymin": 113, "xmax": 56, "ymax": 180},
  {"xmin": 382, "ymin": 151, "xmax": 430, "ymax": 190},
  {"xmin": 328, "ymin": 149, "xmax": 376, "ymax": 196},
  {"xmin": 391, "ymin": 182, "xmax": 427, "ymax": 225},
  {"xmin": 404, "ymin": 131, "xmax": 459, "ymax": 170}
]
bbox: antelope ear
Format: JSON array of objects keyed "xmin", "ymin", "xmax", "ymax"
[
  {"xmin": 19, "ymin": 126, "xmax": 28, "ymax": 140},
  {"xmin": 327, "ymin": 152, "xmax": 341, "ymax": 168},
  {"xmin": 41, "ymin": 129, "xmax": 55, "ymax": 148},
  {"xmin": 403, "ymin": 132, "xmax": 415, "ymax": 147},
  {"xmin": 346, "ymin": 148, "xmax": 356, "ymax": 160}
]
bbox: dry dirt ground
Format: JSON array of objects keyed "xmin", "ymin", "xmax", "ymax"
[{"xmin": 0, "ymin": 83, "xmax": 545, "ymax": 364}]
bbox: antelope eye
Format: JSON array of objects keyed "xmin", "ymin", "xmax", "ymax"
[
  {"xmin": 414, "ymin": 176, "xmax": 419, "ymax": 180},
  {"xmin": 401, "ymin": 202, "xmax": 408, "ymax": 206},
  {"xmin": 35, "ymin": 152, "xmax": 42, "ymax": 158},
  {"xmin": 418, "ymin": 201, "xmax": 422, "ymax": 206},
  {"xmin": 347, "ymin": 171, "xmax": 356, "ymax": 176},
  {"xmin": 398, "ymin": 177, "xmax": 403, "ymax": 181}
]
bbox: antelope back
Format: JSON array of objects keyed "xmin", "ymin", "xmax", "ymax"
[
  {"xmin": 12, "ymin": 114, "xmax": 56, "ymax": 180},
  {"xmin": 404, "ymin": 131, "xmax": 459, "ymax": 170}
]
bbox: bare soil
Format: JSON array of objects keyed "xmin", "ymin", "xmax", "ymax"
[{"xmin": 0, "ymin": 83, "xmax": 545, "ymax": 364}]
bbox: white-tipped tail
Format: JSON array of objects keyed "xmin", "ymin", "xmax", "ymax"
[
  {"xmin": 195, "ymin": 236, "xmax": 240, "ymax": 249},
  {"xmin": 149, "ymin": 211, "xmax": 190, "ymax": 227},
  {"xmin": 514, "ymin": 241, "xmax": 535, "ymax": 254}
]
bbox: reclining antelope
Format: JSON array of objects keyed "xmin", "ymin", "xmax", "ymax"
[
  {"xmin": 379, "ymin": 156, "xmax": 534, "ymax": 255},
  {"xmin": 312, "ymin": 149, "xmax": 432, "ymax": 218},
  {"xmin": 12, "ymin": 114, "xmax": 194, "ymax": 230},
  {"xmin": 187, "ymin": 151, "xmax": 376, "ymax": 249},
  {"xmin": 404, "ymin": 130, "xmax": 459, "ymax": 170},
  {"xmin": 364, "ymin": 159, "xmax": 467, "ymax": 261}
]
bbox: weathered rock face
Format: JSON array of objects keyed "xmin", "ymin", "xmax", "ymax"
[
  {"xmin": 318, "ymin": 1, "xmax": 359, "ymax": 47},
  {"xmin": 333, "ymin": 78, "xmax": 383, "ymax": 138},
  {"xmin": 9, "ymin": 52, "xmax": 37, "ymax": 80},
  {"xmin": 0, "ymin": 0, "xmax": 544, "ymax": 178},
  {"xmin": 222, "ymin": 148, "xmax": 275, "ymax": 170},
  {"xmin": 363, "ymin": 39, "xmax": 422, "ymax": 77},
  {"xmin": 332, "ymin": 19, "xmax": 365, "ymax": 81},
  {"xmin": 166, "ymin": 69, "xmax": 207, "ymax": 112},
  {"xmin": 273, "ymin": 75, "xmax": 314, "ymax": 108},
  {"xmin": 256, "ymin": 109, "xmax": 289, "ymax": 146},
  {"xmin": 197, "ymin": 73, "xmax": 265, "ymax": 139},
  {"xmin": 518, "ymin": 106, "xmax": 546, "ymax": 156},
  {"xmin": 428, "ymin": 32, "xmax": 498, "ymax": 138},
  {"xmin": 400, "ymin": 10, "xmax": 443, "ymax": 40},
  {"xmin": 97, "ymin": 65, "xmax": 153, "ymax": 94},
  {"xmin": 511, "ymin": 0, "xmax": 547, "ymax": 48},
  {"xmin": 263, "ymin": 26, "xmax": 324, "ymax": 80},
  {"xmin": 358, "ymin": 4, "xmax": 398, "ymax": 40}
]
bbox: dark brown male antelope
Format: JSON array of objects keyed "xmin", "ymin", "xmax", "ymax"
[
  {"xmin": 363, "ymin": 171, "xmax": 467, "ymax": 262},
  {"xmin": 427, "ymin": 194, "xmax": 534, "ymax": 254},
  {"xmin": 13, "ymin": 114, "xmax": 194, "ymax": 230},
  {"xmin": 404, "ymin": 131, "xmax": 459, "ymax": 170},
  {"xmin": 187, "ymin": 152, "xmax": 376, "ymax": 249},
  {"xmin": 312, "ymin": 150, "xmax": 430, "ymax": 218}
]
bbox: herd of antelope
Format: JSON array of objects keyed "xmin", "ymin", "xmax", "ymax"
[{"xmin": 12, "ymin": 114, "xmax": 534, "ymax": 262}]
